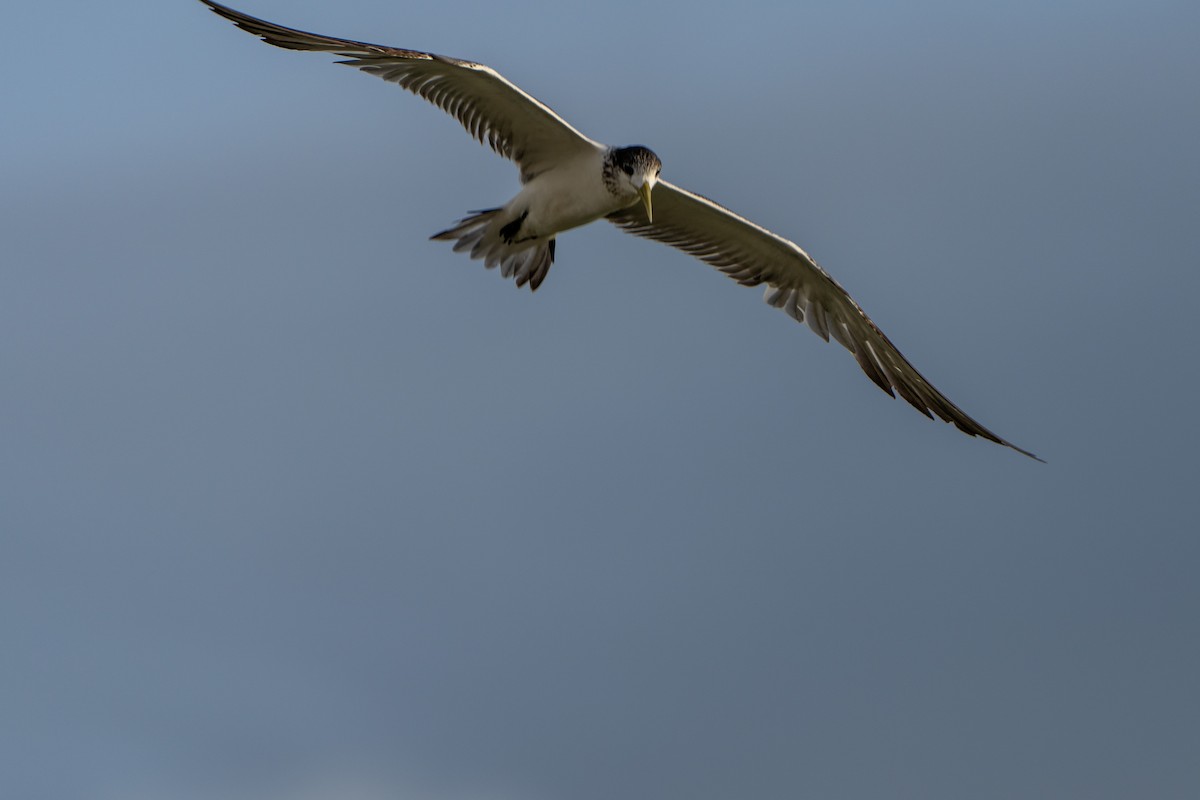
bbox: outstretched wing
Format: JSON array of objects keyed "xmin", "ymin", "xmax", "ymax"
[
  {"xmin": 609, "ymin": 180, "xmax": 1041, "ymax": 461},
  {"xmin": 199, "ymin": 1, "xmax": 603, "ymax": 181}
]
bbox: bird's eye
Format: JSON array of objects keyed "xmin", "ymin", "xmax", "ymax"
[{"xmin": 622, "ymin": 165, "xmax": 634, "ymax": 176}]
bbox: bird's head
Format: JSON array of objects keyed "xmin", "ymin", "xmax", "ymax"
[{"xmin": 608, "ymin": 145, "xmax": 662, "ymax": 221}]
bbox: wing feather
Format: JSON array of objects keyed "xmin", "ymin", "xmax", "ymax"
[
  {"xmin": 609, "ymin": 180, "xmax": 1041, "ymax": 461},
  {"xmin": 199, "ymin": 0, "xmax": 602, "ymax": 180}
]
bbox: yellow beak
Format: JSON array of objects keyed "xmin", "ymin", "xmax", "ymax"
[{"xmin": 639, "ymin": 181, "xmax": 654, "ymax": 223}]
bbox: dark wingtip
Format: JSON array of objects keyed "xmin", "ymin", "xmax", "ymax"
[
  {"xmin": 1006, "ymin": 441, "xmax": 1046, "ymax": 463},
  {"xmin": 197, "ymin": 0, "xmax": 236, "ymax": 22}
]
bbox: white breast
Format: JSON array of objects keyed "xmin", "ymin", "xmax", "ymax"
[{"xmin": 512, "ymin": 149, "xmax": 631, "ymax": 238}]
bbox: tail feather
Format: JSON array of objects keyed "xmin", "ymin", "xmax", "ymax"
[
  {"xmin": 432, "ymin": 207, "xmax": 501, "ymax": 245},
  {"xmin": 431, "ymin": 208, "xmax": 557, "ymax": 292},
  {"xmin": 514, "ymin": 245, "xmax": 553, "ymax": 290}
]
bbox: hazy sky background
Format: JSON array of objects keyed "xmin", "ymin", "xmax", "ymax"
[{"xmin": 3, "ymin": 1, "xmax": 1198, "ymax": 798}]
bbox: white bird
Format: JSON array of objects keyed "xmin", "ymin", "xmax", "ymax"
[{"xmin": 199, "ymin": 0, "xmax": 1041, "ymax": 461}]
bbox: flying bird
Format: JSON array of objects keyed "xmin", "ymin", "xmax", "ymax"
[{"xmin": 198, "ymin": 0, "xmax": 1041, "ymax": 461}]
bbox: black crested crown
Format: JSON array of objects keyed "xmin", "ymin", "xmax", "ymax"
[{"xmin": 610, "ymin": 145, "xmax": 662, "ymax": 175}]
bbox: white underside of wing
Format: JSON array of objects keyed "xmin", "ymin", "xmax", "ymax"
[
  {"xmin": 200, "ymin": 0, "xmax": 604, "ymax": 180},
  {"xmin": 609, "ymin": 180, "xmax": 1040, "ymax": 460}
]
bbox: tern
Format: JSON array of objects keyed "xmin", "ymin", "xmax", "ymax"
[{"xmin": 199, "ymin": 0, "xmax": 1041, "ymax": 461}]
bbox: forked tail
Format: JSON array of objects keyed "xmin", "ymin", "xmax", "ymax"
[{"xmin": 431, "ymin": 209, "xmax": 557, "ymax": 291}]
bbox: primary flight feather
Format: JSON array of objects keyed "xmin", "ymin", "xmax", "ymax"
[{"xmin": 198, "ymin": 0, "xmax": 1041, "ymax": 461}]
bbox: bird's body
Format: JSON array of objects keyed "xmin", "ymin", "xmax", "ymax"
[
  {"xmin": 198, "ymin": 0, "xmax": 1041, "ymax": 461},
  {"xmin": 507, "ymin": 145, "xmax": 652, "ymax": 237},
  {"xmin": 430, "ymin": 145, "xmax": 659, "ymax": 289},
  {"xmin": 508, "ymin": 148, "xmax": 612, "ymax": 237}
]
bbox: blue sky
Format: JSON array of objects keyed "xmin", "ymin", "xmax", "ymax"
[{"xmin": 3, "ymin": 1, "xmax": 1199, "ymax": 798}]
